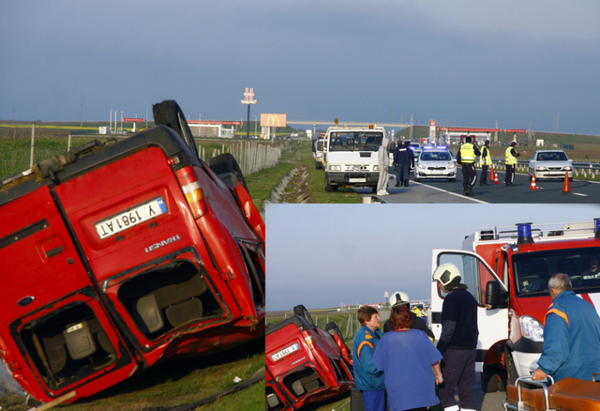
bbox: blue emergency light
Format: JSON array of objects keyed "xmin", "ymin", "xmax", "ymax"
[
  {"xmin": 516, "ymin": 222, "xmax": 534, "ymax": 244},
  {"xmin": 595, "ymin": 218, "xmax": 600, "ymax": 239}
]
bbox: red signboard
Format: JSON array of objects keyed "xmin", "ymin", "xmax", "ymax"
[
  {"xmin": 504, "ymin": 129, "xmax": 527, "ymax": 133},
  {"xmin": 437, "ymin": 127, "xmax": 501, "ymax": 132},
  {"xmin": 123, "ymin": 118, "xmax": 145, "ymax": 122}
]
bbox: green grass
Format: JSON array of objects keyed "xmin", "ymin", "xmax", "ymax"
[{"xmin": 3, "ymin": 341, "xmax": 265, "ymax": 411}]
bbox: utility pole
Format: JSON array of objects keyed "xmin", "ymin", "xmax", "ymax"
[{"xmin": 80, "ymin": 95, "xmax": 84, "ymax": 127}]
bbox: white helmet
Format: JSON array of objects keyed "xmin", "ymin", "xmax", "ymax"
[
  {"xmin": 390, "ymin": 291, "xmax": 410, "ymax": 307},
  {"xmin": 432, "ymin": 263, "xmax": 461, "ymax": 287}
]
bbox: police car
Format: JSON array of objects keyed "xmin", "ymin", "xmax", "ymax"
[{"xmin": 414, "ymin": 145, "xmax": 457, "ymax": 182}]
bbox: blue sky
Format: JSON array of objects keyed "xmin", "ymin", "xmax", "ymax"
[
  {"xmin": 266, "ymin": 204, "xmax": 600, "ymax": 311},
  {"xmin": 1, "ymin": 1, "xmax": 599, "ymax": 134}
]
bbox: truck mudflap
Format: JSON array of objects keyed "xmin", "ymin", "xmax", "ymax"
[{"xmin": 504, "ymin": 376, "xmax": 600, "ymax": 411}]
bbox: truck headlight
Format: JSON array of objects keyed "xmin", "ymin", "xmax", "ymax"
[
  {"xmin": 536, "ymin": 166, "xmax": 548, "ymax": 171},
  {"xmin": 418, "ymin": 164, "xmax": 426, "ymax": 169},
  {"xmin": 520, "ymin": 315, "xmax": 544, "ymax": 342},
  {"xmin": 448, "ymin": 163, "xmax": 455, "ymax": 169},
  {"xmin": 564, "ymin": 166, "xmax": 572, "ymax": 171},
  {"xmin": 373, "ymin": 165, "xmax": 379, "ymax": 171},
  {"xmin": 329, "ymin": 165, "xmax": 341, "ymax": 171}
]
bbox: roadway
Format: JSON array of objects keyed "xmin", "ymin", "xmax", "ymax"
[{"xmin": 357, "ymin": 171, "xmax": 600, "ymax": 204}]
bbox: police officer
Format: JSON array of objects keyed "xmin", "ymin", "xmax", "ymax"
[
  {"xmin": 394, "ymin": 141, "xmax": 414, "ymax": 187},
  {"xmin": 456, "ymin": 136, "xmax": 480, "ymax": 196},
  {"xmin": 505, "ymin": 141, "xmax": 522, "ymax": 186},
  {"xmin": 480, "ymin": 140, "xmax": 492, "ymax": 186}
]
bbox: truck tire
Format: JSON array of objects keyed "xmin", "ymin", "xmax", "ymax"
[
  {"xmin": 482, "ymin": 363, "xmax": 498, "ymax": 393},
  {"xmin": 371, "ymin": 186, "xmax": 377, "ymax": 194},
  {"xmin": 450, "ymin": 178, "xmax": 456, "ymax": 182},
  {"xmin": 414, "ymin": 177, "xmax": 421, "ymax": 182},
  {"xmin": 325, "ymin": 183, "xmax": 337, "ymax": 192}
]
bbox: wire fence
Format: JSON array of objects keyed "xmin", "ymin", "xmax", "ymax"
[{"xmin": 0, "ymin": 136, "xmax": 286, "ymax": 182}]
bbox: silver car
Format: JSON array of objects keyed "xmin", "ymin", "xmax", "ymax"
[
  {"xmin": 414, "ymin": 148, "xmax": 457, "ymax": 182},
  {"xmin": 528, "ymin": 150, "xmax": 573, "ymax": 181}
]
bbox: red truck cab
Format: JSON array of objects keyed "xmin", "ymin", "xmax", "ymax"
[
  {"xmin": 0, "ymin": 101, "xmax": 265, "ymax": 404},
  {"xmin": 431, "ymin": 220, "xmax": 600, "ymax": 392},
  {"xmin": 265, "ymin": 305, "xmax": 353, "ymax": 411}
]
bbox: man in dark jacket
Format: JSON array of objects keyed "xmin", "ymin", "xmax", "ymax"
[
  {"xmin": 432, "ymin": 263, "xmax": 478, "ymax": 411},
  {"xmin": 393, "ymin": 141, "xmax": 414, "ymax": 187}
]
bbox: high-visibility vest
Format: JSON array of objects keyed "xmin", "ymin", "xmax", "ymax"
[
  {"xmin": 460, "ymin": 143, "xmax": 476, "ymax": 163},
  {"xmin": 505, "ymin": 146, "xmax": 518, "ymax": 165},
  {"xmin": 481, "ymin": 146, "xmax": 492, "ymax": 166}
]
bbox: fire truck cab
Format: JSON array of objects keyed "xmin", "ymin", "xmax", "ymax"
[{"xmin": 430, "ymin": 220, "xmax": 600, "ymax": 392}]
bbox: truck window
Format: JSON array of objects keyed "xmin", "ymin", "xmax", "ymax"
[
  {"xmin": 512, "ymin": 247, "xmax": 600, "ymax": 296},
  {"xmin": 328, "ymin": 132, "xmax": 382, "ymax": 152},
  {"xmin": 438, "ymin": 252, "xmax": 501, "ymax": 306}
]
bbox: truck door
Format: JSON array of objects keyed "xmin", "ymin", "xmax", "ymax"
[
  {"xmin": 0, "ymin": 186, "xmax": 136, "ymax": 402},
  {"xmin": 430, "ymin": 250, "xmax": 508, "ymax": 374}
]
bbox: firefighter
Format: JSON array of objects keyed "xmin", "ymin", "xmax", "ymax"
[
  {"xmin": 432, "ymin": 263, "xmax": 478, "ymax": 411},
  {"xmin": 504, "ymin": 141, "xmax": 522, "ymax": 186},
  {"xmin": 480, "ymin": 140, "xmax": 492, "ymax": 186},
  {"xmin": 456, "ymin": 136, "xmax": 481, "ymax": 196},
  {"xmin": 383, "ymin": 292, "xmax": 434, "ymax": 341}
]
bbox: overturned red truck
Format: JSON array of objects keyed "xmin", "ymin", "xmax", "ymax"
[
  {"xmin": 0, "ymin": 101, "xmax": 265, "ymax": 404},
  {"xmin": 266, "ymin": 305, "xmax": 354, "ymax": 411}
]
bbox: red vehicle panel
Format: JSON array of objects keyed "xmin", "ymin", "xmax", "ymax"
[{"xmin": 0, "ymin": 100, "xmax": 265, "ymax": 404}]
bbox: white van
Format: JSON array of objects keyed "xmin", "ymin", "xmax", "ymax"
[{"xmin": 323, "ymin": 126, "xmax": 385, "ymax": 193}]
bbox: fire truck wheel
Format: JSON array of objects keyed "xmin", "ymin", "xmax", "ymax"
[{"xmin": 482, "ymin": 363, "xmax": 499, "ymax": 393}]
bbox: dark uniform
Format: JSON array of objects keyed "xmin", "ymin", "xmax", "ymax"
[
  {"xmin": 480, "ymin": 141, "xmax": 492, "ymax": 186},
  {"xmin": 456, "ymin": 139, "xmax": 481, "ymax": 196},
  {"xmin": 437, "ymin": 287, "xmax": 478, "ymax": 411},
  {"xmin": 394, "ymin": 141, "xmax": 414, "ymax": 187}
]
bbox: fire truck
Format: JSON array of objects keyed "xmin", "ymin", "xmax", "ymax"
[
  {"xmin": 265, "ymin": 305, "xmax": 353, "ymax": 411},
  {"xmin": 0, "ymin": 100, "xmax": 265, "ymax": 404},
  {"xmin": 430, "ymin": 219, "xmax": 600, "ymax": 392}
]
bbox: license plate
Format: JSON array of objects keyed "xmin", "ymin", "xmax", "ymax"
[
  {"xmin": 349, "ymin": 178, "xmax": 366, "ymax": 183},
  {"xmin": 95, "ymin": 197, "xmax": 167, "ymax": 239},
  {"xmin": 272, "ymin": 343, "xmax": 300, "ymax": 361}
]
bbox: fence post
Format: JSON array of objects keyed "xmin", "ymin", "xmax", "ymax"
[{"xmin": 30, "ymin": 122, "xmax": 36, "ymax": 168}]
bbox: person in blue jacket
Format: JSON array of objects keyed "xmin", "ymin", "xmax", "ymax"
[
  {"xmin": 352, "ymin": 306, "xmax": 385, "ymax": 411},
  {"xmin": 532, "ymin": 273, "xmax": 600, "ymax": 382}
]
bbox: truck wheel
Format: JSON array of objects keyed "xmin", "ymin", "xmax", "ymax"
[
  {"xmin": 325, "ymin": 183, "xmax": 334, "ymax": 192},
  {"xmin": 450, "ymin": 178, "xmax": 456, "ymax": 182},
  {"xmin": 371, "ymin": 186, "xmax": 377, "ymax": 194},
  {"xmin": 414, "ymin": 177, "xmax": 421, "ymax": 182},
  {"xmin": 482, "ymin": 363, "xmax": 499, "ymax": 393}
]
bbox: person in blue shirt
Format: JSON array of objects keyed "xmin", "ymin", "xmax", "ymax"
[
  {"xmin": 532, "ymin": 273, "xmax": 600, "ymax": 382},
  {"xmin": 352, "ymin": 306, "xmax": 385, "ymax": 411},
  {"xmin": 373, "ymin": 303, "xmax": 443, "ymax": 411}
]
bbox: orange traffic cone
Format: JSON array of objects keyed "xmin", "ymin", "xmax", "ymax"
[
  {"xmin": 562, "ymin": 172, "xmax": 571, "ymax": 194},
  {"xmin": 492, "ymin": 164, "xmax": 499, "ymax": 185},
  {"xmin": 530, "ymin": 174, "xmax": 539, "ymax": 190}
]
